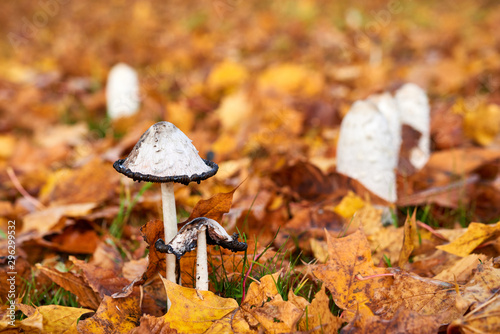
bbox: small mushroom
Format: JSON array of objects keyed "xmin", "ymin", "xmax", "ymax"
[
  {"xmin": 155, "ymin": 217, "xmax": 247, "ymax": 291},
  {"xmin": 113, "ymin": 122, "xmax": 218, "ymax": 296},
  {"xmin": 336, "ymin": 100, "xmax": 397, "ymax": 202},
  {"xmin": 395, "ymin": 83, "xmax": 430, "ymax": 170},
  {"xmin": 106, "ymin": 63, "xmax": 140, "ymax": 120}
]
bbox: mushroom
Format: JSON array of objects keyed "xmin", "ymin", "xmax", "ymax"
[
  {"xmin": 336, "ymin": 100, "xmax": 397, "ymax": 202},
  {"xmin": 394, "ymin": 83, "xmax": 430, "ymax": 170},
  {"xmin": 155, "ymin": 217, "xmax": 247, "ymax": 291},
  {"xmin": 367, "ymin": 92, "xmax": 401, "ymax": 164},
  {"xmin": 106, "ymin": 63, "xmax": 140, "ymax": 120},
  {"xmin": 113, "ymin": 122, "xmax": 218, "ymax": 294}
]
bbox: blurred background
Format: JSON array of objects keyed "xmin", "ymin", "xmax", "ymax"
[{"xmin": 1, "ymin": 0, "xmax": 500, "ymax": 258}]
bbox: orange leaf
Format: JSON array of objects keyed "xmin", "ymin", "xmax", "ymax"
[
  {"xmin": 312, "ymin": 229, "xmax": 393, "ymax": 320},
  {"xmin": 187, "ymin": 188, "xmax": 237, "ymax": 222}
]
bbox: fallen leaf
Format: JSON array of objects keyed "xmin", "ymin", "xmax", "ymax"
[
  {"xmin": 77, "ymin": 295, "xmax": 141, "ymax": 334},
  {"xmin": 155, "ymin": 276, "xmax": 239, "ymax": 333},
  {"xmin": 334, "ymin": 191, "xmax": 366, "ymax": 219},
  {"xmin": 250, "ymin": 295, "xmax": 303, "ymax": 333},
  {"xmin": 258, "ymin": 63, "xmax": 324, "ymax": 96},
  {"xmin": 242, "ymin": 271, "xmax": 281, "ymax": 309},
  {"xmin": 70, "ymin": 256, "xmax": 131, "ymax": 297},
  {"xmin": 433, "ymin": 254, "xmax": 487, "ymax": 283},
  {"xmin": 437, "ymin": 222, "xmax": 500, "ymax": 257},
  {"xmin": 463, "ymin": 103, "xmax": 500, "ymax": 146},
  {"xmin": 398, "ymin": 211, "xmax": 418, "ymax": 269},
  {"xmin": 448, "ymin": 293, "xmax": 500, "ymax": 334},
  {"xmin": 19, "ymin": 305, "xmax": 92, "ymax": 334},
  {"xmin": 371, "ymin": 269, "xmax": 459, "ymax": 322},
  {"xmin": 187, "ymin": 188, "xmax": 237, "ymax": 222},
  {"xmin": 271, "ymin": 161, "xmax": 333, "ymax": 201},
  {"xmin": 342, "ymin": 307, "xmax": 440, "ymax": 334},
  {"xmin": 207, "ymin": 60, "xmax": 248, "ymax": 94},
  {"xmin": 312, "ymin": 230, "xmax": 393, "ymax": 319},
  {"xmin": 22, "ymin": 203, "xmax": 97, "ymax": 234},
  {"xmin": 37, "ymin": 265, "xmax": 101, "ymax": 310},
  {"xmin": 39, "ymin": 157, "xmax": 119, "ymax": 206},
  {"xmin": 299, "ymin": 285, "xmax": 342, "ymax": 333}
]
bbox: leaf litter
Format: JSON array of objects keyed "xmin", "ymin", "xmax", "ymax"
[{"xmin": 1, "ymin": 0, "xmax": 500, "ymax": 333}]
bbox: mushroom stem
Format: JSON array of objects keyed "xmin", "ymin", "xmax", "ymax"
[
  {"xmin": 196, "ymin": 226, "xmax": 209, "ymax": 291},
  {"xmin": 161, "ymin": 183, "xmax": 177, "ymax": 306}
]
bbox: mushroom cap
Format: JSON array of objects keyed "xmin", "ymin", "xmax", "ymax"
[
  {"xmin": 336, "ymin": 100, "xmax": 397, "ymax": 202},
  {"xmin": 155, "ymin": 217, "xmax": 247, "ymax": 259},
  {"xmin": 395, "ymin": 83, "xmax": 430, "ymax": 170},
  {"xmin": 106, "ymin": 63, "xmax": 140, "ymax": 120},
  {"xmin": 113, "ymin": 121, "xmax": 218, "ymax": 185},
  {"xmin": 395, "ymin": 83, "xmax": 429, "ymax": 134},
  {"xmin": 367, "ymin": 92, "xmax": 402, "ymax": 163}
]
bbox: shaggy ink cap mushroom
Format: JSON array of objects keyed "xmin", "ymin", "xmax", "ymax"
[
  {"xmin": 113, "ymin": 121, "xmax": 218, "ymax": 185},
  {"xmin": 155, "ymin": 217, "xmax": 247, "ymax": 291},
  {"xmin": 113, "ymin": 121, "xmax": 218, "ymax": 303},
  {"xmin": 336, "ymin": 100, "xmax": 397, "ymax": 202},
  {"xmin": 155, "ymin": 217, "xmax": 248, "ymax": 259}
]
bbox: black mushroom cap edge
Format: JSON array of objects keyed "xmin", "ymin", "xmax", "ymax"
[
  {"xmin": 113, "ymin": 159, "xmax": 219, "ymax": 186},
  {"xmin": 155, "ymin": 217, "xmax": 248, "ymax": 259}
]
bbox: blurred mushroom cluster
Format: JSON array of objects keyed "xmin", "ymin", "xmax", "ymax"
[{"xmin": 336, "ymin": 83, "xmax": 430, "ymax": 203}]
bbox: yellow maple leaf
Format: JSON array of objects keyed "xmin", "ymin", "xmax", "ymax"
[
  {"xmin": 437, "ymin": 222, "xmax": 500, "ymax": 257},
  {"xmin": 18, "ymin": 305, "xmax": 92, "ymax": 334},
  {"xmin": 161, "ymin": 277, "xmax": 239, "ymax": 333}
]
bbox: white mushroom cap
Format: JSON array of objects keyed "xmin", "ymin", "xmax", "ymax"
[
  {"xmin": 106, "ymin": 63, "xmax": 140, "ymax": 120},
  {"xmin": 395, "ymin": 83, "xmax": 430, "ymax": 170},
  {"xmin": 367, "ymin": 92, "xmax": 401, "ymax": 165},
  {"xmin": 155, "ymin": 217, "xmax": 247, "ymax": 259},
  {"xmin": 336, "ymin": 100, "xmax": 397, "ymax": 202},
  {"xmin": 114, "ymin": 121, "xmax": 218, "ymax": 185}
]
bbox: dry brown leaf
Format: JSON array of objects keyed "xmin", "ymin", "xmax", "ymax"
[
  {"xmin": 21, "ymin": 203, "xmax": 97, "ymax": 234},
  {"xmin": 298, "ymin": 285, "xmax": 343, "ymax": 333},
  {"xmin": 433, "ymin": 254, "xmax": 487, "ymax": 282},
  {"xmin": 39, "ymin": 157, "xmax": 120, "ymax": 206},
  {"xmin": 37, "ymin": 265, "xmax": 101, "ymax": 310},
  {"xmin": 70, "ymin": 256, "xmax": 130, "ymax": 297},
  {"xmin": 250, "ymin": 295, "xmax": 303, "ymax": 333},
  {"xmin": 398, "ymin": 211, "xmax": 418, "ymax": 269},
  {"xmin": 186, "ymin": 188, "xmax": 237, "ymax": 222},
  {"xmin": 461, "ymin": 261, "xmax": 500, "ymax": 308},
  {"xmin": 312, "ymin": 230, "xmax": 393, "ymax": 320},
  {"xmin": 371, "ymin": 269, "xmax": 459, "ymax": 322},
  {"xmin": 448, "ymin": 293, "xmax": 500, "ymax": 334},
  {"xmin": 241, "ymin": 271, "xmax": 281, "ymax": 309},
  {"xmin": 342, "ymin": 307, "xmax": 440, "ymax": 334},
  {"xmin": 77, "ymin": 295, "xmax": 141, "ymax": 334}
]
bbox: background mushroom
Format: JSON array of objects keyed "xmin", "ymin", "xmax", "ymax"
[
  {"xmin": 368, "ymin": 92, "xmax": 402, "ymax": 163},
  {"xmin": 106, "ymin": 63, "xmax": 140, "ymax": 120},
  {"xmin": 395, "ymin": 83, "xmax": 430, "ymax": 170},
  {"xmin": 155, "ymin": 217, "xmax": 247, "ymax": 291},
  {"xmin": 113, "ymin": 122, "xmax": 218, "ymax": 298},
  {"xmin": 336, "ymin": 100, "xmax": 397, "ymax": 202}
]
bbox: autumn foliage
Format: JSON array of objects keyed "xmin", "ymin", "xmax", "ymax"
[{"xmin": 1, "ymin": 0, "xmax": 500, "ymax": 333}]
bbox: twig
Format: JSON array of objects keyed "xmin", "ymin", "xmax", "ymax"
[
  {"xmin": 416, "ymin": 221, "xmax": 447, "ymax": 240},
  {"xmin": 6, "ymin": 167, "xmax": 45, "ymax": 210},
  {"xmin": 355, "ymin": 273, "xmax": 394, "ymax": 281}
]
